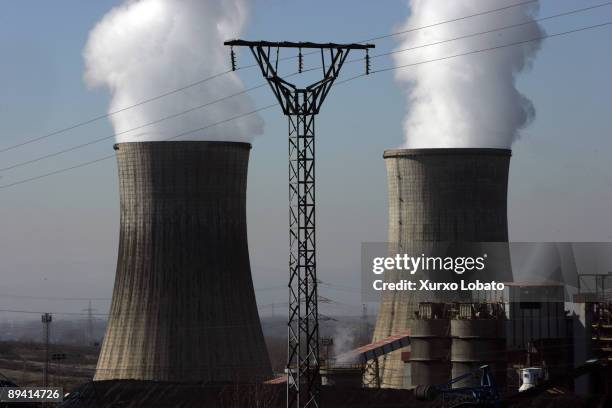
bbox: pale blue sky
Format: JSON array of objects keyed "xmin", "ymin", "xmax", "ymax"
[{"xmin": 1, "ymin": 0, "xmax": 611, "ymax": 318}]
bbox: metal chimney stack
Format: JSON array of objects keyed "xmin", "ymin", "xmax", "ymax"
[
  {"xmin": 371, "ymin": 148, "xmax": 511, "ymax": 388},
  {"xmin": 95, "ymin": 141, "xmax": 271, "ymax": 382}
]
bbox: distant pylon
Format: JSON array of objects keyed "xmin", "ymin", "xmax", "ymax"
[
  {"xmin": 41, "ymin": 313, "xmax": 52, "ymax": 387},
  {"xmin": 82, "ymin": 301, "xmax": 96, "ymax": 345},
  {"xmin": 361, "ymin": 304, "xmax": 369, "ymax": 344}
]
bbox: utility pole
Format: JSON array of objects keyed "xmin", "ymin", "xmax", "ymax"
[
  {"xmin": 82, "ymin": 300, "xmax": 97, "ymax": 345},
  {"xmin": 361, "ymin": 304, "xmax": 369, "ymax": 344},
  {"xmin": 320, "ymin": 337, "xmax": 334, "ymax": 364},
  {"xmin": 41, "ymin": 313, "xmax": 52, "ymax": 387},
  {"xmin": 224, "ymin": 40, "xmax": 373, "ymax": 408}
]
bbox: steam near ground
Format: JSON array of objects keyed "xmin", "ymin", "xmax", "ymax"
[
  {"xmin": 395, "ymin": 0, "xmax": 544, "ymax": 148},
  {"xmin": 83, "ymin": 0, "xmax": 263, "ymax": 143}
]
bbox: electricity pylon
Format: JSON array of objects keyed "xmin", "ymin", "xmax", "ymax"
[{"xmin": 224, "ymin": 40, "xmax": 373, "ymax": 408}]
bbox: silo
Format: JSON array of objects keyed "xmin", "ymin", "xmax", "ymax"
[
  {"xmin": 372, "ymin": 148, "xmax": 511, "ymax": 388},
  {"xmin": 94, "ymin": 141, "xmax": 272, "ymax": 382},
  {"xmin": 451, "ymin": 315, "xmax": 506, "ymax": 389},
  {"xmin": 410, "ymin": 303, "xmax": 451, "ymax": 387}
]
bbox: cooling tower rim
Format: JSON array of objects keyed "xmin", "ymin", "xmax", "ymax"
[
  {"xmin": 113, "ymin": 141, "xmax": 252, "ymax": 151},
  {"xmin": 383, "ymin": 148, "xmax": 511, "ymax": 158}
]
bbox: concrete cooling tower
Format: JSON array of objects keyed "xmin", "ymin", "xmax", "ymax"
[
  {"xmin": 95, "ymin": 141, "xmax": 271, "ymax": 382},
  {"xmin": 371, "ymin": 148, "xmax": 512, "ymax": 388}
]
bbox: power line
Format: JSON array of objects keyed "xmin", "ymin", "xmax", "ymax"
[
  {"xmin": 287, "ymin": 1, "xmax": 544, "ymax": 66},
  {"xmin": 0, "ymin": 21, "xmax": 609, "ymax": 190},
  {"xmin": 374, "ymin": 21, "xmax": 612, "ymax": 74},
  {"xmin": 0, "ymin": 308, "xmax": 293, "ymax": 330},
  {"xmin": 359, "ymin": 1, "xmax": 612, "ymax": 63},
  {"xmin": 0, "ymin": 286, "xmax": 285, "ymax": 301},
  {"xmin": 0, "ymin": 69, "xmax": 322, "ymax": 173},
  {"xmin": 319, "ymin": 283, "xmax": 362, "ymax": 294},
  {"xmin": 0, "ymin": 155, "xmax": 114, "ymax": 190},
  {"xmin": 0, "ymin": 0, "xmax": 548, "ymax": 154},
  {"xmin": 254, "ymin": 285, "xmax": 287, "ymax": 292},
  {"xmin": 332, "ymin": 20, "xmax": 612, "ymax": 87},
  {"xmin": 0, "ymin": 285, "xmax": 289, "ymax": 304},
  {"xmin": 360, "ymin": 0, "xmax": 540, "ymax": 42},
  {"xmin": 0, "ymin": 82, "xmax": 268, "ymax": 173},
  {"xmin": 0, "ymin": 69, "xmax": 232, "ymax": 154},
  {"xmin": 0, "ymin": 103, "xmax": 277, "ymax": 189},
  {"xmin": 0, "ymin": 294, "xmax": 110, "ymax": 301},
  {"xmin": 0, "ymin": 308, "xmax": 108, "ymax": 317},
  {"xmin": 3, "ymin": 2, "xmax": 605, "ymax": 174}
]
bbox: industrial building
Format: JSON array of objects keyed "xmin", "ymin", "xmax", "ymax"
[
  {"xmin": 59, "ymin": 144, "xmax": 611, "ymax": 406},
  {"xmin": 350, "ymin": 147, "xmax": 612, "ymax": 398}
]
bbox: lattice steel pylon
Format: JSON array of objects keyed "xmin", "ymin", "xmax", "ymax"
[{"xmin": 225, "ymin": 40, "xmax": 373, "ymax": 408}]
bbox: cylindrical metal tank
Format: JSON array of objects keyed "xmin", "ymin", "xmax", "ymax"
[
  {"xmin": 371, "ymin": 148, "xmax": 512, "ymax": 389},
  {"xmin": 451, "ymin": 318, "xmax": 507, "ymax": 389},
  {"xmin": 410, "ymin": 318, "xmax": 451, "ymax": 387},
  {"xmin": 95, "ymin": 141, "xmax": 272, "ymax": 382}
]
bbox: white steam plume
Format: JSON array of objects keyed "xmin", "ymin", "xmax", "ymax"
[
  {"xmin": 394, "ymin": 0, "xmax": 544, "ymax": 148},
  {"xmin": 83, "ymin": 0, "xmax": 262, "ymax": 143}
]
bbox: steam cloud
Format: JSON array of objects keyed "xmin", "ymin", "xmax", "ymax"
[
  {"xmin": 394, "ymin": 0, "xmax": 544, "ymax": 148},
  {"xmin": 83, "ymin": 0, "xmax": 263, "ymax": 143},
  {"xmin": 332, "ymin": 326, "xmax": 357, "ymax": 365}
]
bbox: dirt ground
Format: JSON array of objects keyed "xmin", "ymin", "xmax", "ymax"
[
  {"xmin": 56, "ymin": 380, "xmax": 604, "ymax": 408},
  {"xmin": 0, "ymin": 341, "xmax": 97, "ymax": 392},
  {"xmin": 1, "ymin": 341, "xmax": 608, "ymax": 407}
]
